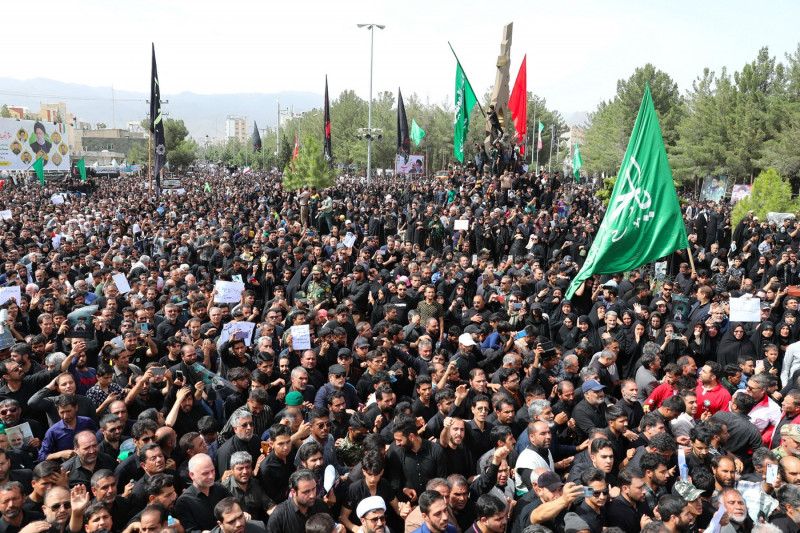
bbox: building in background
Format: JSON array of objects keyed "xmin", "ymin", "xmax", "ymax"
[{"xmin": 225, "ymin": 115, "xmax": 247, "ymax": 144}]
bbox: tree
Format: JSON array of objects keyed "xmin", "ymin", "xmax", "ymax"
[
  {"xmin": 731, "ymin": 168, "xmax": 800, "ymax": 224},
  {"xmin": 279, "ymin": 136, "xmax": 293, "ymax": 170},
  {"xmin": 583, "ymin": 64, "xmax": 683, "ymax": 176},
  {"xmin": 168, "ymin": 139, "xmax": 198, "ymax": 170},
  {"xmin": 164, "ymin": 119, "xmax": 189, "ymax": 151},
  {"xmin": 0, "ymin": 105, "xmax": 10, "ymax": 119},
  {"xmin": 283, "ymin": 136, "xmax": 335, "ymax": 191}
]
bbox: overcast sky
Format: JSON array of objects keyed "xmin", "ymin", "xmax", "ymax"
[{"xmin": 3, "ymin": 0, "xmax": 800, "ymax": 117}]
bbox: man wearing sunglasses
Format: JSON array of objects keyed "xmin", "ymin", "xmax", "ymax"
[
  {"xmin": 294, "ymin": 407, "xmax": 347, "ymax": 475},
  {"xmin": 314, "ymin": 364, "xmax": 359, "ymax": 410},
  {"xmin": 357, "ymin": 496, "xmax": 388, "ymax": 533},
  {"xmin": 216, "ymin": 412, "xmax": 261, "ymax": 475}
]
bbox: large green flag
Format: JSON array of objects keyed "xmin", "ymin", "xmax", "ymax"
[
  {"xmin": 566, "ymin": 84, "xmax": 688, "ymax": 299},
  {"xmin": 77, "ymin": 157, "xmax": 87, "ymax": 181},
  {"xmin": 411, "ymin": 119, "xmax": 426, "ymax": 146},
  {"xmin": 573, "ymin": 141, "xmax": 582, "ymax": 181},
  {"xmin": 32, "ymin": 156, "xmax": 44, "ymax": 185},
  {"xmin": 453, "ymin": 61, "xmax": 477, "ymax": 163}
]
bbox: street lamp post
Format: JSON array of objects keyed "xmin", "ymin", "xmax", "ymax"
[{"xmin": 358, "ymin": 23, "xmax": 385, "ymax": 186}]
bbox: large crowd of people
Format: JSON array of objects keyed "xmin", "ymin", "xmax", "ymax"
[{"xmin": 0, "ymin": 163, "xmax": 796, "ymax": 533}]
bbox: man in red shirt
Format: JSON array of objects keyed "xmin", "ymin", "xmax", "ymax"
[{"xmin": 695, "ymin": 362, "xmax": 731, "ymax": 419}]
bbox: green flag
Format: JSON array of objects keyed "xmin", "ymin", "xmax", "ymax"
[
  {"xmin": 573, "ymin": 141, "xmax": 582, "ymax": 181},
  {"xmin": 32, "ymin": 156, "xmax": 44, "ymax": 185},
  {"xmin": 411, "ymin": 119, "xmax": 426, "ymax": 146},
  {"xmin": 453, "ymin": 61, "xmax": 477, "ymax": 163},
  {"xmin": 204, "ymin": 182, "xmax": 211, "ymax": 193},
  {"xmin": 77, "ymin": 158, "xmax": 87, "ymax": 182},
  {"xmin": 565, "ymin": 84, "xmax": 688, "ymax": 299}
]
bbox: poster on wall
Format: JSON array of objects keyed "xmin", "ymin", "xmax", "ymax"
[
  {"xmin": 0, "ymin": 118, "xmax": 70, "ymax": 171},
  {"xmin": 395, "ymin": 154, "xmax": 425, "ymax": 175},
  {"xmin": 730, "ymin": 184, "xmax": 752, "ymax": 204},
  {"xmin": 699, "ymin": 175, "xmax": 728, "ymax": 202}
]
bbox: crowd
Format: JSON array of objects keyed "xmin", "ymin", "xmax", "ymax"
[{"xmin": 0, "ymin": 163, "xmax": 797, "ymax": 533}]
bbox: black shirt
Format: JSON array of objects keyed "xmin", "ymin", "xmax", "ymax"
[
  {"xmin": 606, "ymin": 494, "xmax": 646, "ymax": 532},
  {"xmin": 173, "ymin": 483, "xmax": 233, "ymax": 533},
  {"xmin": 62, "ymin": 452, "xmax": 118, "ymax": 490},
  {"xmin": 386, "ymin": 440, "xmax": 447, "ymax": 497},
  {"xmin": 0, "ymin": 510, "xmax": 45, "ymax": 533},
  {"xmin": 266, "ymin": 496, "xmax": 331, "ymax": 533},
  {"xmin": 258, "ymin": 452, "xmax": 296, "ymax": 503}
]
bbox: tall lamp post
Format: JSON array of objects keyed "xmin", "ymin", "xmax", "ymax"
[{"xmin": 357, "ymin": 23, "xmax": 384, "ymax": 186}]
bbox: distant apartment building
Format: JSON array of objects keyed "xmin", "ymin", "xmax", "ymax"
[{"xmin": 225, "ymin": 115, "xmax": 247, "ymax": 144}]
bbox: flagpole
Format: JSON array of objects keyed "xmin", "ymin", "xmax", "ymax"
[
  {"xmin": 148, "ymin": 131, "xmax": 152, "ymax": 196},
  {"xmin": 447, "ymin": 42, "xmax": 487, "ymax": 118},
  {"xmin": 686, "ymin": 247, "xmax": 696, "ymax": 275},
  {"xmin": 531, "ymin": 103, "xmax": 536, "ymax": 168},
  {"xmin": 548, "ymin": 124, "xmax": 555, "ymax": 173}
]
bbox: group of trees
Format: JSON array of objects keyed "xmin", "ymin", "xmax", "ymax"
[
  {"xmin": 190, "ymin": 89, "xmax": 568, "ymax": 175},
  {"xmin": 582, "ymin": 45, "xmax": 800, "ymax": 192}
]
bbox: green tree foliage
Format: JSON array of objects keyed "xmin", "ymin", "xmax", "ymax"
[
  {"xmin": 283, "ymin": 136, "xmax": 335, "ymax": 191},
  {"xmin": 583, "ymin": 64, "xmax": 683, "ymax": 177},
  {"xmin": 164, "ymin": 119, "xmax": 189, "ymax": 151},
  {"xmin": 731, "ymin": 168, "xmax": 800, "ymax": 224},
  {"xmin": 0, "ymin": 105, "xmax": 10, "ymax": 118}
]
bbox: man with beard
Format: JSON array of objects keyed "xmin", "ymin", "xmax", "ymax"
[
  {"xmin": 41, "ymin": 486, "xmax": 72, "ymax": 533},
  {"xmin": 267, "ymin": 470, "xmax": 331, "ymax": 533},
  {"xmin": 712, "ymin": 456, "xmax": 737, "ymax": 494},
  {"xmin": 641, "ymin": 452, "xmax": 670, "ymax": 517},
  {"xmin": 61, "ymin": 431, "xmax": 116, "ymax": 492},
  {"xmin": 657, "ymin": 494, "xmax": 695, "ymax": 533},
  {"xmin": 616, "ymin": 380, "xmax": 644, "ymax": 431},
  {"xmin": 387, "ymin": 414, "xmax": 446, "ymax": 504},
  {"xmin": 212, "ymin": 498, "xmax": 266, "ymax": 533},
  {"xmin": 719, "ymin": 488, "xmax": 753, "ymax": 533},
  {"xmin": 217, "ymin": 412, "xmax": 261, "ymax": 474},
  {"xmin": 356, "ymin": 496, "xmax": 388, "ymax": 533},
  {"xmin": 410, "ymin": 490, "xmax": 457, "ymax": 533},
  {"xmin": 572, "ymin": 380, "xmax": 608, "ymax": 443},
  {"xmin": 364, "ymin": 386, "xmax": 396, "ymax": 435},
  {"xmin": 221, "ymin": 452, "xmax": 273, "ymax": 522},
  {"xmin": 174, "ymin": 454, "xmax": 232, "ymax": 533},
  {"xmin": 297, "ymin": 442, "xmax": 330, "ymax": 502},
  {"xmin": 607, "ymin": 467, "xmax": 650, "ymax": 531},
  {"xmin": 327, "ymin": 390, "xmax": 352, "ymax": 442},
  {"xmin": 0, "ymin": 481, "xmax": 45, "ymax": 533},
  {"xmin": 514, "ymin": 421, "xmax": 554, "ymax": 495},
  {"xmin": 439, "ymin": 417, "xmax": 476, "ymax": 479}
]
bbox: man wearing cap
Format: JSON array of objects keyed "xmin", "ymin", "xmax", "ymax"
[
  {"xmin": 307, "ymin": 266, "xmax": 332, "ymax": 310},
  {"xmin": 572, "ymin": 380, "xmax": 608, "ymax": 443},
  {"xmin": 775, "ymin": 424, "xmax": 800, "ymax": 459},
  {"xmin": 314, "ymin": 364, "xmax": 359, "ymax": 410},
  {"xmin": 448, "ymin": 333, "xmax": 479, "ymax": 381},
  {"xmin": 355, "ymin": 496, "xmax": 388, "ymax": 533},
  {"xmin": 527, "ymin": 472, "xmax": 584, "ymax": 530}
]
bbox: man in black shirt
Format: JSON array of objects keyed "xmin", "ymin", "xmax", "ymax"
[
  {"xmin": 266, "ymin": 469, "xmax": 331, "ymax": 533},
  {"xmin": 385, "ymin": 414, "xmax": 446, "ymax": 502},
  {"xmin": 572, "ymin": 380, "xmax": 608, "ymax": 443},
  {"xmin": 62, "ymin": 431, "xmax": 117, "ymax": 491},
  {"xmin": 257, "ymin": 424, "xmax": 295, "ymax": 504},
  {"xmin": 606, "ymin": 467, "xmax": 649, "ymax": 531},
  {"xmin": 173, "ymin": 454, "xmax": 232, "ymax": 533}
]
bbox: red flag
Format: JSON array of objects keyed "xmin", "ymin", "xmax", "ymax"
[
  {"xmin": 290, "ymin": 134, "xmax": 299, "ymax": 170},
  {"xmin": 508, "ymin": 55, "xmax": 527, "ymax": 155}
]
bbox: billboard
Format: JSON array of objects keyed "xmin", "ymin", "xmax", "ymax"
[
  {"xmin": 699, "ymin": 175, "xmax": 727, "ymax": 202},
  {"xmin": 395, "ymin": 154, "xmax": 424, "ymax": 175},
  {"xmin": 0, "ymin": 118, "xmax": 70, "ymax": 172},
  {"xmin": 730, "ymin": 184, "xmax": 752, "ymax": 204}
]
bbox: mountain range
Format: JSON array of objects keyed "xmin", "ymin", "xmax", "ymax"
[{"xmin": 0, "ymin": 77, "xmax": 589, "ymax": 139}]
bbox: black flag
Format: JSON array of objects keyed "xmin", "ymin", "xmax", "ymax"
[
  {"xmin": 252, "ymin": 121, "xmax": 262, "ymax": 151},
  {"xmin": 150, "ymin": 43, "xmax": 166, "ymax": 196},
  {"xmin": 397, "ymin": 88, "xmax": 410, "ymax": 164},
  {"xmin": 323, "ymin": 76, "xmax": 333, "ymax": 166}
]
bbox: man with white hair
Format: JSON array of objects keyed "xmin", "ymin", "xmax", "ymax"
[
  {"xmin": 719, "ymin": 487, "xmax": 753, "ymax": 532},
  {"xmin": 173, "ymin": 453, "xmax": 232, "ymax": 533}
]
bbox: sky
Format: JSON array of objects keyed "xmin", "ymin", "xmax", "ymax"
[{"xmin": 3, "ymin": 0, "xmax": 800, "ymax": 122}]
